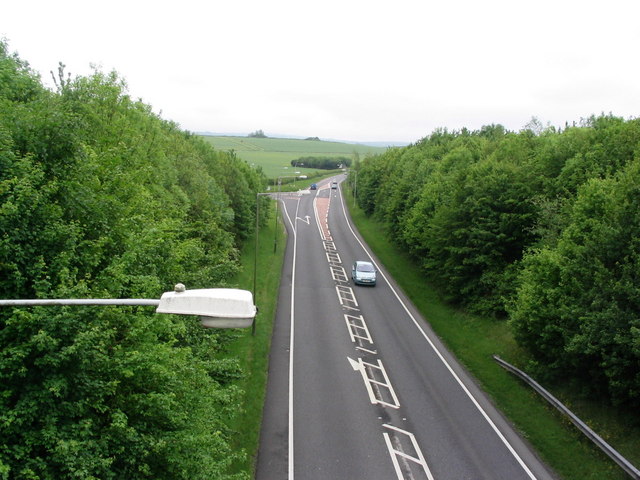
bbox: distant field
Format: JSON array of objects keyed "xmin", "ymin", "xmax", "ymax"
[{"xmin": 200, "ymin": 135, "xmax": 386, "ymax": 178}]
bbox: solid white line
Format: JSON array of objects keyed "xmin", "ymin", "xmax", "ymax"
[
  {"xmin": 336, "ymin": 189, "xmax": 539, "ymax": 480},
  {"xmin": 281, "ymin": 197, "xmax": 300, "ymax": 480},
  {"xmin": 312, "ymin": 195, "xmax": 325, "ymax": 240}
]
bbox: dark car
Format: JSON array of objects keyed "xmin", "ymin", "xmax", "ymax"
[
  {"xmin": 352, "ymin": 261, "xmax": 377, "ymax": 286},
  {"xmin": 310, "ymin": 183, "xmax": 317, "ymax": 190}
]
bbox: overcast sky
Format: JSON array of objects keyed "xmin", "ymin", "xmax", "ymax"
[{"xmin": 3, "ymin": 0, "xmax": 639, "ymax": 143}]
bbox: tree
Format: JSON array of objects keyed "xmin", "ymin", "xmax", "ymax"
[
  {"xmin": 352, "ymin": 110, "xmax": 640, "ymax": 406},
  {"xmin": 421, "ymin": 158, "xmax": 538, "ymax": 315},
  {"xmin": 509, "ymin": 159, "xmax": 640, "ymax": 406},
  {"xmin": 0, "ymin": 44, "xmax": 263, "ymax": 478}
]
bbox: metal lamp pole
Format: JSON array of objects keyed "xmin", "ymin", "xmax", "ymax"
[
  {"xmin": 0, "ymin": 284, "xmax": 257, "ymax": 329},
  {"xmin": 254, "ymin": 192, "xmax": 275, "ymax": 335}
]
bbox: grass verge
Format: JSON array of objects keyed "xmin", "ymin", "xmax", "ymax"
[
  {"xmin": 343, "ymin": 188, "xmax": 638, "ymax": 480},
  {"xmin": 225, "ymin": 200, "xmax": 286, "ymax": 476}
]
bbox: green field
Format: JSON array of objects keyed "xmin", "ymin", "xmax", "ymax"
[{"xmin": 200, "ymin": 135, "xmax": 387, "ymax": 178}]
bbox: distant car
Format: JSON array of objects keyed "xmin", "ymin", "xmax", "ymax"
[
  {"xmin": 310, "ymin": 183, "xmax": 317, "ymax": 190},
  {"xmin": 331, "ymin": 181, "xmax": 338, "ymax": 189},
  {"xmin": 352, "ymin": 261, "xmax": 377, "ymax": 286}
]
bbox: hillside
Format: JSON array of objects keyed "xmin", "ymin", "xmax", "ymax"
[{"xmin": 200, "ymin": 135, "xmax": 387, "ymax": 177}]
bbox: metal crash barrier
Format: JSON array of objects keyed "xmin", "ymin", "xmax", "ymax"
[{"xmin": 493, "ymin": 355, "xmax": 640, "ymax": 480}]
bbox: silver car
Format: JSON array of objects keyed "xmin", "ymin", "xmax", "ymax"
[{"xmin": 352, "ymin": 261, "xmax": 377, "ymax": 286}]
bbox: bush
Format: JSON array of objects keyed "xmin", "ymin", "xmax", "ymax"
[{"xmin": 0, "ymin": 41, "xmax": 262, "ymax": 479}]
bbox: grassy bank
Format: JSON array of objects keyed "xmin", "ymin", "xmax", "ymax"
[
  {"xmin": 343, "ymin": 188, "xmax": 638, "ymax": 480},
  {"xmin": 225, "ymin": 200, "xmax": 286, "ymax": 476}
]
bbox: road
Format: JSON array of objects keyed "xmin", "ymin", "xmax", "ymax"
[{"xmin": 256, "ymin": 176, "xmax": 556, "ymax": 480}]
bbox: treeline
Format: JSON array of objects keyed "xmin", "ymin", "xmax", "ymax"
[
  {"xmin": 290, "ymin": 156, "xmax": 351, "ymax": 169},
  {"xmin": 350, "ymin": 118, "xmax": 640, "ymax": 407},
  {"xmin": 0, "ymin": 43, "xmax": 266, "ymax": 479}
]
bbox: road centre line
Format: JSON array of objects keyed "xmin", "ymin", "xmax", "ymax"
[
  {"xmin": 312, "ymin": 189, "xmax": 332, "ymax": 241},
  {"xmin": 383, "ymin": 424, "xmax": 434, "ymax": 480},
  {"xmin": 356, "ymin": 346, "xmax": 378, "ymax": 355},
  {"xmin": 326, "ymin": 251, "xmax": 341, "ymax": 265},
  {"xmin": 330, "ymin": 265, "xmax": 348, "ymax": 283},
  {"xmin": 347, "ymin": 356, "xmax": 400, "ymax": 409},
  {"xmin": 312, "ymin": 197, "xmax": 325, "ymax": 241},
  {"xmin": 336, "ymin": 181, "xmax": 539, "ymax": 480},
  {"xmin": 320, "ymin": 183, "xmax": 433, "ymax": 479},
  {"xmin": 317, "ymin": 182, "xmax": 430, "ymax": 478},
  {"xmin": 323, "ymin": 240, "xmax": 337, "ymax": 252},
  {"xmin": 335, "ymin": 285, "xmax": 358, "ymax": 309},
  {"xmin": 344, "ymin": 313, "xmax": 374, "ymax": 345}
]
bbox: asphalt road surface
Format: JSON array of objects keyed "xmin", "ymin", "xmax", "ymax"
[{"xmin": 256, "ymin": 176, "xmax": 556, "ymax": 480}]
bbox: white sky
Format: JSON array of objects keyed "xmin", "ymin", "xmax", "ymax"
[{"xmin": 3, "ymin": 0, "xmax": 640, "ymax": 143}]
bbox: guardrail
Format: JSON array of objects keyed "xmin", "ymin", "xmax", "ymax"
[{"xmin": 493, "ymin": 355, "xmax": 640, "ymax": 480}]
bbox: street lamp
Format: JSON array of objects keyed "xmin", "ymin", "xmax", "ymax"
[
  {"xmin": 254, "ymin": 191, "xmax": 278, "ymax": 335},
  {"xmin": 276, "ymin": 175, "xmax": 303, "ymax": 193},
  {"xmin": 293, "ymin": 162, "xmax": 304, "ymax": 187},
  {"xmin": 0, "ymin": 284, "xmax": 257, "ymax": 329},
  {"xmin": 156, "ymin": 284, "xmax": 256, "ymax": 328}
]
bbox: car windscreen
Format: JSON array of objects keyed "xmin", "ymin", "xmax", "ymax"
[{"xmin": 357, "ymin": 264, "xmax": 375, "ymax": 272}]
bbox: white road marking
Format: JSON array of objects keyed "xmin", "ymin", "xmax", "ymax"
[
  {"xmin": 336, "ymin": 285, "xmax": 358, "ymax": 309},
  {"xmin": 356, "ymin": 346, "xmax": 378, "ymax": 355},
  {"xmin": 312, "ymin": 195, "xmax": 326, "ymax": 240},
  {"xmin": 347, "ymin": 356, "xmax": 400, "ymax": 409},
  {"xmin": 323, "ymin": 241, "xmax": 337, "ymax": 253},
  {"xmin": 344, "ymin": 313, "xmax": 374, "ymax": 345},
  {"xmin": 330, "ymin": 265, "xmax": 348, "ymax": 283},
  {"xmin": 383, "ymin": 424, "xmax": 434, "ymax": 480},
  {"xmin": 326, "ymin": 251, "xmax": 342, "ymax": 265}
]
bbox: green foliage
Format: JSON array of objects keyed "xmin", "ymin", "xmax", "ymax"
[
  {"xmin": 352, "ymin": 116, "xmax": 640, "ymax": 406},
  {"xmin": 510, "ymin": 159, "xmax": 640, "ymax": 406},
  {"xmin": 1, "ymin": 307, "xmax": 245, "ymax": 479},
  {"xmin": 420, "ymin": 157, "xmax": 539, "ymax": 315},
  {"xmin": 0, "ymin": 41, "xmax": 264, "ymax": 478},
  {"xmin": 290, "ymin": 156, "xmax": 351, "ymax": 169}
]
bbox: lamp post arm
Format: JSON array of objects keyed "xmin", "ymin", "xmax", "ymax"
[
  {"xmin": 0, "ymin": 286, "xmax": 256, "ymax": 329},
  {"xmin": 0, "ymin": 299, "xmax": 161, "ymax": 307}
]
